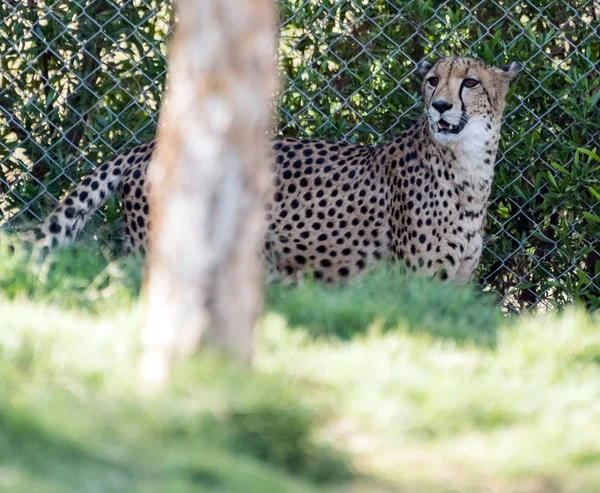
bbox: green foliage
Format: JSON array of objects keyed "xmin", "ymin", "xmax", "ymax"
[
  {"xmin": 267, "ymin": 264, "xmax": 503, "ymax": 346},
  {"xmin": 0, "ymin": 0, "xmax": 169, "ymax": 223},
  {"xmin": 1, "ymin": 0, "xmax": 599, "ymax": 309},
  {"xmin": 1, "ymin": 233, "xmax": 501, "ymax": 347},
  {"xmin": 0, "ymin": 232, "xmax": 142, "ymax": 311}
]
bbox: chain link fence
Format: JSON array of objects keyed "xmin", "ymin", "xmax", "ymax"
[{"xmin": 1, "ymin": 0, "xmax": 599, "ymax": 311}]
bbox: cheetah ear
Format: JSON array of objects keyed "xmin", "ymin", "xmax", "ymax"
[
  {"xmin": 497, "ymin": 61, "xmax": 523, "ymax": 83},
  {"xmin": 417, "ymin": 60, "xmax": 434, "ymax": 78}
]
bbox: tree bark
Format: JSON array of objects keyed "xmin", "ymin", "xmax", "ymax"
[{"xmin": 139, "ymin": 0, "xmax": 277, "ymax": 386}]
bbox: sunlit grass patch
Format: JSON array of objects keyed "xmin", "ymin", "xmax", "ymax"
[
  {"xmin": 0, "ymin": 232, "xmax": 142, "ymax": 311},
  {"xmin": 0, "ymin": 300, "xmax": 350, "ymax": 492},
  {"xmin": 259, "ymin": 308, "xmax": 600, "ymax": 491},
  {"xmin": 2, "ymin": 234, "xmax": 600, "ymax": 492}
]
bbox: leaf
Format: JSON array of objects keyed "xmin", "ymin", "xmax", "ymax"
[
  {"xmin": 578, "ymin": 148, "xmax": 600, "ymax": 163},
  {"xmin": 587, "ymin": 90, "xmax": 600, "ymax": 111},
  {"xmin": 589, "ymin": 188, "xmax": 600, "ymax": 201},
  {"xmin": 45, "ymin": 90, "xmax": 58, "ymax": 108},
  {"xmin": 549, "ymin": 162, "xmax": 569, "ymax": 175},
  {"xmin": 582, "ymin": 212, "xmax": 600, "ymax": 224}
]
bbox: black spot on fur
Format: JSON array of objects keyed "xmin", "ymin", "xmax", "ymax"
[{"xmin": 48, "ymin": 221, "xmax": 62, "ymax": 234}]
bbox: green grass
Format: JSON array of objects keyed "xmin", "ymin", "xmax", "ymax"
[
  {"xmin": 267, "ymin": 266, "xmax": 503, "ymax": 346},
  {"xmin": 1, "ymin": 234, "xmax": 600, "ymax": 492},
  {"xmin": 0, "ymin": 300, "xmax": 351, "ymax": 492}
]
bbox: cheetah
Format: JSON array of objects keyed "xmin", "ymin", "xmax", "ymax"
[{"xmin": 24, "ymin": 56, "xmax": 521, "ymax": 283}]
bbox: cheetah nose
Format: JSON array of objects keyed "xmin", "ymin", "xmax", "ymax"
[{"xmin": 432, "ymin": 100, "xmax": 453, "ymax": 114}]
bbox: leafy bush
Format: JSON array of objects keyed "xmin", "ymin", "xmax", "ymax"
[
  {"xmin": 0, "ymin": 0, "xmax": 169, "ymax": 224},
  {"xmin": 1, "ymin": 0, "xmax": 598, "ymax": 309}
]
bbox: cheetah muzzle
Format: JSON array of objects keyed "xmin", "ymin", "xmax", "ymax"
[{"xmin": 24, "ymin": 56, "xmax": 522, "ymax": 284}]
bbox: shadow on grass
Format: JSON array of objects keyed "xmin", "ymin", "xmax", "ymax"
[
  {"xmin": 266, "ymin": 264, "xmax": 504, "ymax": 347},
  {"xmin": 0, "ymin": 377, "xmax": 350, "ymax": 492},
  {"xmin": 0, "ymin": 331, "xmax": 351, "ymax": 492},
  {"xmin": 0, "ymin": 402, "xmax": 138, "ymax": 490},
  {"xmin": 0, "ymin": 403, "xmax": 260, "ymax": 492}
]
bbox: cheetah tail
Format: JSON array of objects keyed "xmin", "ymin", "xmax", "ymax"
[{"xmin": 22, "ymin": 150, "xmax": 137, "ymax": 250}]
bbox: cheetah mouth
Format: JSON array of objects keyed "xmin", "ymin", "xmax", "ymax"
[{"xmin": 436, "ymin": 119, "xmax": 463, "ymax": 134}]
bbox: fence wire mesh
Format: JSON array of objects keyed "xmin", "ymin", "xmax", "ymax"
[{"xmin": 1, "ymin": 0, "xmax": 599, "ymax": 311}]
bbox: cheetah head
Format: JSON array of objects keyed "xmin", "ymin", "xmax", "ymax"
[{"xmin": 418, "ymin": 57, "xmax": 522, "ymax": 145}]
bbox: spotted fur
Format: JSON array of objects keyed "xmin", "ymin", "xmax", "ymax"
[{"xmin": 24, "ymin": 56, "xmax": 521, "ymax": 283}]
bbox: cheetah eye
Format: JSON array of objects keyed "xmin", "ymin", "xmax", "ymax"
[
  {"xmin": 427, "ymin": 77, "xmax": 439, "ymax": 87},
  {"xmin": 463, "ymin": 78, "xmax": 479, "ymax": 88}
]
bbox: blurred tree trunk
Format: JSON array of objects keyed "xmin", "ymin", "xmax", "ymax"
[{"xmin": 139, "ymin": 0, "xmax": 277, "ymax": 386}]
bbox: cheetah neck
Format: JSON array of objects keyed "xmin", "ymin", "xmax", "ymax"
[
  {"xmin": 383, "ymin": 117, "xmax": 500, "ymax": 211},
  {"xmin": 425, "ymin": 117, "xmax": 499, "ymax": 204}
]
